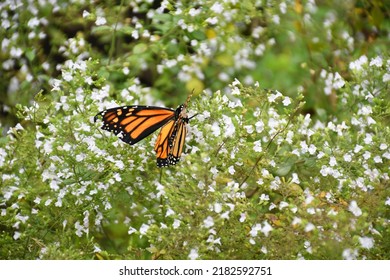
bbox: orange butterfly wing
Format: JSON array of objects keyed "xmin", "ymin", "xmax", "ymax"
[
  {"xmin": 94, "ymin": 106, "xmax": 175, "ymax": 145},
  {"xmin": 154, "ymin": 107, "xmax": 189, "ymax": 167}
]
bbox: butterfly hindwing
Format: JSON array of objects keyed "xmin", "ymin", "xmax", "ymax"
[
  {"xmin": 154, "ymin": 119, "xmax": 177, "ymax": 167},
  {"xmin": 154, "ymin": 105, "xmax": 189, "ymax": 167},
  {"xmin": 168, "ymin": 117, "xmax": 188, "ymax": 166}
]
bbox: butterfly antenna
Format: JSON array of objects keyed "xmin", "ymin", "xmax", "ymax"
[{"xmin": 184, "ymin": 89, "xmax": 195, "ymax": 107}]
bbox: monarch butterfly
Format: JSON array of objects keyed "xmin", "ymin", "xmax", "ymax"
[{"xmin": 94, "ymin": 94, "xmax": 196, "ymax": 167}]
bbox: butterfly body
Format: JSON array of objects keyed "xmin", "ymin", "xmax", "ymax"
[{"xmin": 94, "ymin": 101, "xmax": 194, "ymax": 167}]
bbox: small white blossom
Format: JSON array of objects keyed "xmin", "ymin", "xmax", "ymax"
[
  {"xmin": 373, "ymin": 156, "xmax": 382, "ymax": 163},
  {"xmin": 214, "ymin": 203, "xmax": 222, "ymax": 213},
  {"xmin": 210, "ymin": 2, "xmax": 223, "ymax": 13},
  {"xmin": 343, "ymin": 248, "xmax": 359, "ymax": 260},
  {"xmin": 255, "ymin": 120, "xmax": 264, "ymax": 133},
  {"xmin": 379, "ymin": 143, "xmax": 388, "ymax": 150},
  {"xmin": 292, "ymin": 217, "xmax": 302, "ymax": 225},
  {"xmin": 261, "ymin": 221, "xmax": 273, "ymax": 237},
  {"xmin": 128, "ymin": 227, "xmax": 137, "ymax": 235},
  {"xmin": 173, "ymin": 219, "xmax": 181, "ymax": 229},
  {"xmin": 282, "ymin": 96, "xmax": 291, "ymax": 106},
  {"xmin": 329, "ymin": 156, "xmax": 337, "ymax": 167},
  {"xmin": 343, "ymin": 153, "xmax": 352, "ymax": 162},
  {"xmin": 268, "ymin": 91, "xmax": 282, "ymax": 103},
  {"xmin": 244, "ymin": 125, "xmax": 254, "ymax": 134},
  {"xmin": 348, "ymin": 200, "xmax": 362, "ymax": 217},
  {"xmin": 13, "ymin": 231, "xmax": 21, "ymax": 240},
  {"xmin": 359, "ymin": 236, "xmax": 374, "ymax": 249},
  {"xmin": 203, "ymin": 216, "xmax": 214, "ymax": 228},
  {"xmin": 206, "ymin": 17, "xmax": 218, "ymax": 25},
  {"xmin": 369, "ymin": 56, "xmax": 383, "ymax": 67},
  {"xmin": 166, "ymin": 208, "xmax": 175, "ymax": 217},
  {"xmin": 253, "ymin": 140, "xmax": 262, "ymax": 152},
  {"xmin": 139, "ymin": 224, "xmax": 150, "ymax": 235},
  {"xmin": 82, "ymin": 10, "xmax": 90, "ymax": 18},
  {"xmin": 95, "ymin": 16, "xmax": 107, "ymax": 26},
  {"xmin": 188, "ymin": 248, "xmax": 199, "ymax": 260},
  {"xmin": 304, "ymin": 223, "xmax": 315, "ymax": 232},
  {"xmin": 349, "ymin": 55, "xmax": 368, "ymax": 71}
]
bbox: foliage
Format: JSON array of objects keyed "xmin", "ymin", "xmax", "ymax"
[{"xmin": 0, "ymin": 0, "xmax": 389, "ymax": 259}]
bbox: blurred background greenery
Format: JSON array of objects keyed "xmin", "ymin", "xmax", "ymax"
[{"xmin": 1, "ymin": 0, "xmax": 388, "ymax": 131}]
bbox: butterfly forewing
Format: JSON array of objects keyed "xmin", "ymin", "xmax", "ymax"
[{"xmin": 94, "ymin": 106, "xmax": 175, "ymax": 145}]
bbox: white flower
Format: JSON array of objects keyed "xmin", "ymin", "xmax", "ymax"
[
  {"xmin": 279, "ymin": 201, "xmax": 289, "ymax": 209},
  {"xmin": 214, "ymin": 203, "xmax": 222, "ymax": 213},
  {"xmin": 333, "ymin": 72, "xmax": 345, "ymax": 89},
  {"xmin": 373, "ymin": 156, "xmax": 382, "ymax": 163},
  {"xmin": 253, "ymin": 140, "xmax": 262, "ymax": 152},
  {"xmin": 354, "ymin": 144, "xmax": 363, "ymax": 153},
  {"xmin": 27, "ymin": 17, "xmax": 40, "ymax": 28},
  {"xmin": 222, "ymin": 115, "xmax": 235, "ymax": 137},
  {"xmin": 291, "ymin": 173, "xmax": 300, "ymax": 184},
  {"xmin": 261, "ymin": 221, "xmax": 273, "ymax": 236},
  {"xmin": 349, "ymin": 55, "xmax": 368, "ymax": 71},
  {"xmin": 282, "ymin": 96, "xmax": 291, "ymax": 106},
  {"xmin": 210, "ymin": 2, "xmax": 223, "ymax": 13},
  {"xmin": 206, "ymin": 17, "xmax": 218, "ymax": 25},
  {"xmin": 272, "ymin": 15, "xmax": 280, "ymax": 24},
  {"xmin": 260, "ymin": 193, "xmax": 269, "ymax": 201},
  {"xmin": 189, "ymin": 8, "xmax": 201, "ymax": 17},
  {"xmin": 279, "ymin": 2, "xmax": 287, "ymax": 13},
  {"xmin": 188, "ymin": 248, "xmax": 199, "ymax": 260},
  {"xmin": 13, "ymin": 231, "xmax": 21, "ymax": 240},
  {"xmin": 379, "ymin": 143, "xmax": 388, "ymax": 150},
  {"xmin": 329, "ymin": 156, "xmax": 337, "ymax": 167},
  {"xmin": 231, "ymin": 86, "xmax": 240, "ymax": 95},
  {"xmin": 292, "ymin": 217, "xmax": 301, "ymax": 225},
  {"xmin": 383, "ymin": 73, "xmax": 390, "ymax": 83},
  {"xmin": 308, "ymin": 144, "xmax": 316, "ymax": 155},
  {"xmin": 359, "ymin": 236, "xmax": 374, "ymax": 249},
  {"xmin": 239, "ymin": 213, "xmax": 246, "ymax": 222},
  {"xmin": 173, "ymin": 219, "xmax": 181, "ymax": 229},
  {"xmin": 348, "ymin": 200, "xmax": 362, "ymax": 217},
  {"xmin": 343, "ymin": 248, "xmax": 358, "ymax": 260},
  {"xmin": 250, "ymin": 223, "xmax": 262, "ymax": 237},
  {"xmin": 82, "ymin": 10, "xmax": 90, "ymax": 18},
  {"xmin": 203, "ymin": 216, "xmax": 214, "ymax": 228},
  {"xmin": 244, "ymin": 125, "xmax": 254, "ymax": 134},
  {"xmin": 343, "ymin": 153, "xmax": 352, "ymax": 162},
  {"xmin": 166, "ymin": 208, "xmax": 175, "ymax": 217},
  {"xmin": 304, "ymin": 223, "xmax": 315, "ymax": 232},
  {"xmin": 211, "ymin": 122, "xmax": 221, "ymax": 136},
  {"xmin": 255, "ymin": 120, "xmax": 264, "ymax": 133},
  {"xmin": 95, "ymin": 16, "xmax": 107, "ymax": 26},
  {"xmin": 128, "ymin": 227, "xmax": 137, "ymax": 235},
  {"xmin": 317, "ymin": 151, "xmax": 325, "ymax": 159},
  {"xmin": 228, "ymin": 166, "xmax": 235, "ymax": 175},
  {"xmin": 364, "ymin": 133, "xmax": 373, "ymax": 144},
  {"xmin": 268, "ymin": 91, "xmax": 282, "ymax": 103},
  {"xmin": 369, "ymin": 56, "xmax": 383, "ymax": 67},
  {"xmin": 139, "ymin": 224, "xmax": 150, "ymax": 235}
]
